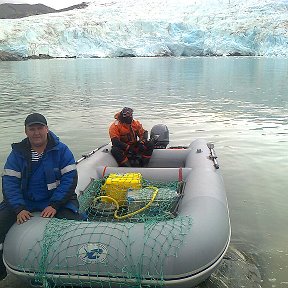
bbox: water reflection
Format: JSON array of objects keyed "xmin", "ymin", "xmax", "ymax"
[{"xmin": 1, "ymin": 57, "xmax": 287, "ymax": 151}]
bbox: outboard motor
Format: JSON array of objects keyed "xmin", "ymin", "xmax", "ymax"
[{"xmin": 150, "ymin": 124, "xmax": 169, "ymax": 149}]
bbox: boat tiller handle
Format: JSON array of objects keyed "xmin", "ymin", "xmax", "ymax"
[{"xmin": 207, "ymin": 143, "xmax": 220, "ymax": 169}]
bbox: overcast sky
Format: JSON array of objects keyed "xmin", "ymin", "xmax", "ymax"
[{"xmin": 0, "ymin": 0, "xmax": 85, "ymax": 9}]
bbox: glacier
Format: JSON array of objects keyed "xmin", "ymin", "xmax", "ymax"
[{"xmin": 0, "ymin": 0, "xmax": 288, "ymax": 58}]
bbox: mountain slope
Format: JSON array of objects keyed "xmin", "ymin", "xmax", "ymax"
[
  {"xmin": 0, "ymin": 3, "xmax": 56, "ymax": 19},
  {"xmin": 57, "ymin": 2, "xmax": 88, "ymax": 13},
  {"xmin": 0, "ymin": 2, "xmax": 88, "ymax": 19}
]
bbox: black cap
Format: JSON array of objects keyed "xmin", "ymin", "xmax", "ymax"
[
  {"xmin": 24, "ymin": 113, "xmax": 47, "ymax": 126},
  {"xmin": 121, "ymin": 107, "xmax": 133, "ymax": 118}
]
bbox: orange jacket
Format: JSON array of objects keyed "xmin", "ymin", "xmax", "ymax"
[{"xmin": 109, "ymin": 112, "xmax": 147, "ymax": 148}]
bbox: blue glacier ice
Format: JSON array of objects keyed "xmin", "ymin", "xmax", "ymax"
[{"xmin": 0, "ymin": 0, "xmax": 287, "ymax": 58}]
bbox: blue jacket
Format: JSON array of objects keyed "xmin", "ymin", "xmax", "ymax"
[{"xmin": 2, "ymin": 131, "xmax": 79, "ymax": 214}]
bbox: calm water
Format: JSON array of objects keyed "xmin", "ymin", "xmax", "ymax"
[{"xmin": 0, "ymin": 57, "xmax": 287, "ymax": 287}]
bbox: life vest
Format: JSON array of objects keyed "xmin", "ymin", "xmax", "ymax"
[{"xmin": 109, "ymin": 112, "xmax": 147, "ymax": 145}]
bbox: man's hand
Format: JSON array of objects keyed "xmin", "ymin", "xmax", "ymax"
[
  {"xmin": 127, "ymin": 145, "xmax": 135, "ymax": 155},
  {"xmin": 138, "ymin": 141, "xmax": 146, "ymax": 152},
  {"xmin": 41, "ymin": 206, "xmax": 57, "ymax": 218},
  {"xmin": 17, "ymin": 210, "xmax": 33, "ymax": 224}
]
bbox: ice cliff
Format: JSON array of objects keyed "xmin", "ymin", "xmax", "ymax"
[{"xmin": 0, "ymin": 0, "xmax": 287, "ymax": 58}]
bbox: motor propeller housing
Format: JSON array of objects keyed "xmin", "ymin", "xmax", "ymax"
[{"xmin": 150, "ymin": 124, "xmax": 169, "ymax": 149}]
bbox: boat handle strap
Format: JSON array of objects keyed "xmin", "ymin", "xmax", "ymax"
[
  {"xmin": 102, "ymin": 166, "xmax": 108, "ymax": 178},
  {"xmin": 178, "ymin": 167, "xmax": 183, "ymax": 182}
]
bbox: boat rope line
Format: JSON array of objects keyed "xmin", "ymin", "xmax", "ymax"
[
  {"xmin": 76, "ymin": 143, "xmax": 109, "ymax": 164},
  {"xmin": 19, "ymin": 175, "xmax": 193, "ymax": 288}
]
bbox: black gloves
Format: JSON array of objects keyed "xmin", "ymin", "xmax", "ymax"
[{"xmin": 127, "ymin": 145, "xmax": 136, "ymax": 155}]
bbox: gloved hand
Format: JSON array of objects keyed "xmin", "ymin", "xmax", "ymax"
[
  {"xmin": 138, "ymin": 141, "xmax": 146, "ymax": 152},
  {"xmin": 127, "ymin": 145, "xmax": 135, "ymax": 155},
  {"xmin": 143, "ymin": 131, "xmax": 149, "ymax": 141},
  {"xmin": 150, "ymin": 135, "xmax": 159, "ymax": 145}
]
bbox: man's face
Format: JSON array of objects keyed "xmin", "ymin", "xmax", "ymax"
[
  {"xmin": 25, "ymin": 124, "xmax": 48, "ymax": 147},
  {"xmin": 121, "ymin": 108, "xmax": 133, "ymax": 124}
]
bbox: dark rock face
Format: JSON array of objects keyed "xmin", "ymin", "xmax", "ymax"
[
  {"xmin": 0, "ymin": 2, "xmax": 88, "ymax": 19},
  {"xmin": 0, "ymin": 3, "xmax": 56, "ymax": 19},
  {"xmin": 26, "ymin": 54, "xmax": 53, "ymax": 60},
  {"xmin": 0, "ymin": 51, "xmax": 25, "ymax": 61},
  {"xmin": 57, "ymin": 2, "xmax": 89, "ymax": 13}
]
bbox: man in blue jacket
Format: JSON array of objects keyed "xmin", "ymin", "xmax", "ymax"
[{"xmin": 0, "ymin": 113, "xmax": 82, "ymax": 280}]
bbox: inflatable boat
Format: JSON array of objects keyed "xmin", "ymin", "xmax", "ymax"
[{"xmin": 3, "ymin": 125, "xmax": 231, "ymax": 288}]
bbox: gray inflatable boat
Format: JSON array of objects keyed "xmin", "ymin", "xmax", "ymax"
[{"xmin": 3, "ymin": 125, "xmax": 231, "ymax": 288}]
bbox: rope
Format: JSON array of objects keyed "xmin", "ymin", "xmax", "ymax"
[{"xmin": 92, "ymin": 186, "xmax": 159, "ymax": 220}]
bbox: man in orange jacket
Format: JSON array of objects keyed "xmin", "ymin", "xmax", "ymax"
[{"xmin": 109, "ymin": 107, "xmax": 154, "ymax": 167}]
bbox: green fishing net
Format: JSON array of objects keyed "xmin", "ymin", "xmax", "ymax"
[{"xmin": 20, "ymin": 174, "xmax": 192, "ymax": 288}]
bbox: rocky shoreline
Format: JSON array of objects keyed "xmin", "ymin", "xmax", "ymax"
[
  {"xmin": 0, "ymin": 51, "xmax": 251, "ymax": 61},
  {"xmin": 0, "ymin": 51, "xmax": 78, "ymax": 61},
  {"xmin": 0, "ymin": 51, "xmax": 25, "ymax": 61}
]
